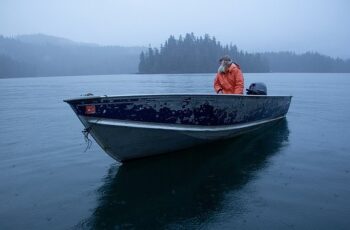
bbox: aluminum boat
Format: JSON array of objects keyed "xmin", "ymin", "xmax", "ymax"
[{"xmin": 64, "ymin": 94, "xmax": 292, "ymax": 162}]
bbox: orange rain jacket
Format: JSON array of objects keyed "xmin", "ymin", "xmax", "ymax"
[{"xmin": 214, "ymin": 63, "xmax": 244, "ymax": 94}]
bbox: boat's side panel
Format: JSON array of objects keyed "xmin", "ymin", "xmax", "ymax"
[
  {"xmin": 88, "ymin": 122, "xmax": 203, "ymax": 161},
  {"xmin": 67, "ymin": 95, "xmax": 291, "ymax": 127},
  {"xmin": 83, "ymin": 115, "xmax": 285, "ymax": 161}
]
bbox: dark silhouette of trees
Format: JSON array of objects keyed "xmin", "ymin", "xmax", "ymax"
[
  {"xmin": 139, "ymin": 33, "xmax": 270, "ymax": 73},
  {"xmin": 139, "ymin": 33, "xmax": 350, "ymax": 74}
]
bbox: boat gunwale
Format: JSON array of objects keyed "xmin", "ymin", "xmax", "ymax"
[{"xmin": 64, "ymin": 93, "xmax": 292, "ymax": 103}]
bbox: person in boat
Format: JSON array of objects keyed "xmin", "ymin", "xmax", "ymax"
[{"xmin": 214, "ymin": 55, "xmax": 244, "ymax": 94}]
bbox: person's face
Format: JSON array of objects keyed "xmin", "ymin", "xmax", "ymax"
[
  {"xmin": 218, "ymin": 60, "xmax": 229, "ymax": 73},
  {"xmin": 220, "ymin": 60, "xmax": 230, "ymax": 68}
]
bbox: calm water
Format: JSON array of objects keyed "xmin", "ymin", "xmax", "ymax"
[{"xmin": 1, "ymin": 73, "xmax": 350, "ymax": 229}]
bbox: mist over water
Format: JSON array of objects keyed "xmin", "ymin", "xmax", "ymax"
[
  {"xmin": 1, "ymin": 0, "xmax": 349, "ymax": 58},
  {"xmin": 1, "ymin": 73, "xmax": 350, "ymax": 229}
]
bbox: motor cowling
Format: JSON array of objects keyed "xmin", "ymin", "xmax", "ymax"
[{"xmin": 246, "ymin": 82, "xmax": 267, "ymax": 95}]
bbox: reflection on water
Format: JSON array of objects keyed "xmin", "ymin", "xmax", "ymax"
[{"xmin": 79, "ymin": 119, "xmax": 289, "ymax": 229}]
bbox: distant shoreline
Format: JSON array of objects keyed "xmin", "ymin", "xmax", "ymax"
[
  {"xmin": 1, "ymin": 34, "xmax": 350, "ymax": 78},
  {"xmin": 2, "ymin": 72, "xmax": 350, "ymax": 80}
]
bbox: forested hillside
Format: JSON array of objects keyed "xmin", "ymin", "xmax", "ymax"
[
  {"xmin": 0, "ymin": 34, "xmax": 145, "ymax": 78},
  {"xmin": 263, "ymin": 52, "xmax": 350, "ymax": 73},
  {"xmin": 1, "ymin": 33, "xmax": 349, "ymax": 78}
]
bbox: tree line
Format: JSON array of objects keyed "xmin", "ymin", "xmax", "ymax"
[
  {"xmin": 263, "ymin": 51, "xmax": 350, "ymax": 73},
  {"xmin": 139, "ymin": 33, "xmax": 350, "ymax": 74},
  {"xmin": 1, "ymin": 33, "xmax": 350, "ymax": 78},
  {"xmin": 139, "ymin": 33, "xmax": 269, "ymax": 73}
]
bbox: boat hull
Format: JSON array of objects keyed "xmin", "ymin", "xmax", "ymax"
[{"xmin": 65, "ymin": 94, "xmax": 292, "ymax": 162}]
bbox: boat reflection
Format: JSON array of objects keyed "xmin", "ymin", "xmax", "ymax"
[{"xmin": 80, "ymin": 119, "xmax": 289, "ymax": 229}]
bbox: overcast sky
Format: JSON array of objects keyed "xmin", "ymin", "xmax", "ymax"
[{"xmin": 1, "ymin": 0, "xmax": 349, "ymax": 58}]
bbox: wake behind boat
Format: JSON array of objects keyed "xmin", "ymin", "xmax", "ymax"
[{"xmin": 64, "ymin": 94, "xmax": 292, "ymax": 162}]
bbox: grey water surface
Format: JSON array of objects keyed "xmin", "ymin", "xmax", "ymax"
[{"xmin": 1, "ymin": 73, "xmax": 350, "ymax": 229}]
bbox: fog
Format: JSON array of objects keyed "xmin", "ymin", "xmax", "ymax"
[{"xmin": 1, "ymin": 0, "xmax": 349, "ymax": 58}]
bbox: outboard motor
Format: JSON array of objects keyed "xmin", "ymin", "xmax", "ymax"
[{"xmin": 246, "ymin": 82, "xmax": 267, "ymax": 95}]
